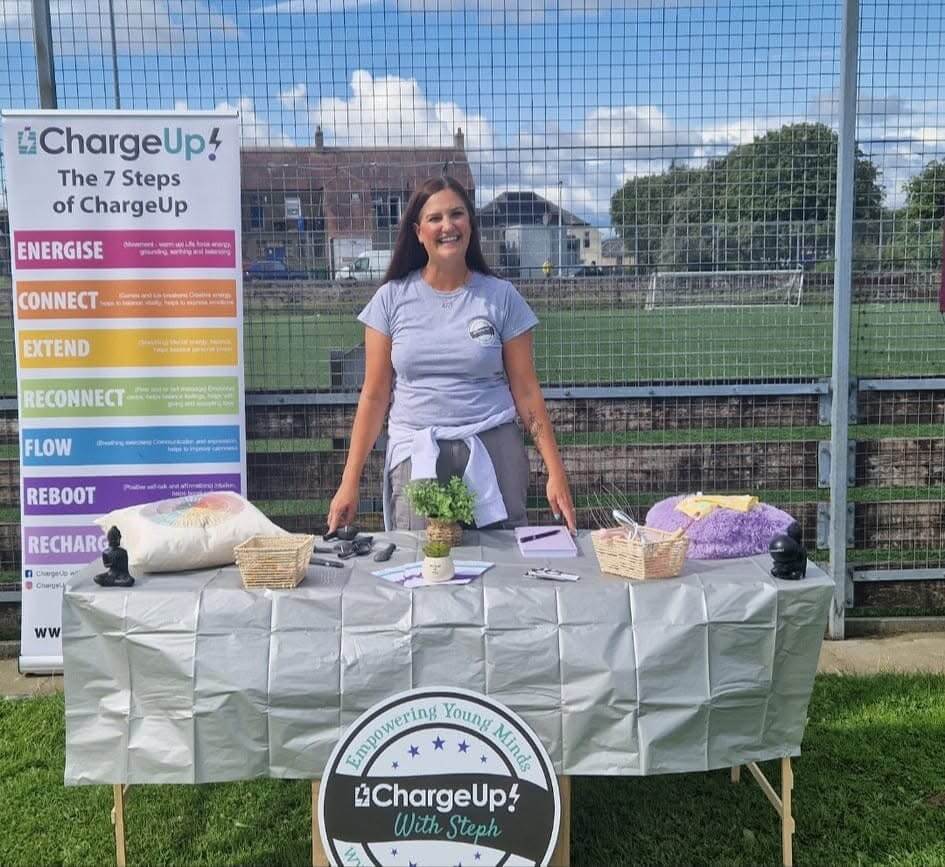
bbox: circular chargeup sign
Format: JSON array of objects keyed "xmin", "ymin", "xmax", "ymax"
[{"xmin": 318, "ymin": 687, "xmax": 560, "ymax": 866}]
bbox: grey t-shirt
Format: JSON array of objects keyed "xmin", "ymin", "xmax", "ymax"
[{"xmin": 358, "ymin": 270, "xmax": 539, "ymax": 428}]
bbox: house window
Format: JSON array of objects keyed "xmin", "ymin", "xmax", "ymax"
[
  {"xmin": 374, "ymin": 194, "xmax": 402, "ymax": 229},
  {"xmin": 245, "ymin": 193, "xmax": 265, "ymax": 230},
  {"xmin": 584, "ymin": 232, "xmax": 590, "ymax": 249}
]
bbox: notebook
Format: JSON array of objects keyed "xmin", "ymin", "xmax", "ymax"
[{"xmin": 514, "ymin": 525, "xmax": 578, "ymax": 558}]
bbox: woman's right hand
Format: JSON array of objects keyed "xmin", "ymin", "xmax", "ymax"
[{"xmin": 327, "ymin": 481, "xmax": 360, "ymax": 534}]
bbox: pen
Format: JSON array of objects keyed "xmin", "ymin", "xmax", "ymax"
[
  {"xmin": 311, "ymin": 557, "xmax": 345, "ymax": 569},
  {"xmin": 518, "ymin": 528, "xmax": 563, "ymax": 544}
]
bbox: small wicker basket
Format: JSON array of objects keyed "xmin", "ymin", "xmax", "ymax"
[
  {"xmin": 233, "ymin": 534, "xmax": 316, "ymax": 589},
  {"xmin": 591, "ymin": 526, "xmax": 689, "ymax": 581},
  {"xmin": 426, "ymin": 519, "xmax": 463, "ymax": 547}
]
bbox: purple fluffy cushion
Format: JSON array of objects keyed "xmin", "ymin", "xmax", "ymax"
[{"xmin": 644, "ymin": 495, "xmax": 797, "ymax": 560}]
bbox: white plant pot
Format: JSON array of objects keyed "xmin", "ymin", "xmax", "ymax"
[{"xmin": 421, "ymin": 555, "xmax": 455, "ymax": 584}]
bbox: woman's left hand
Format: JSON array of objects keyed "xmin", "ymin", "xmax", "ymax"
[{"xmin": 546, "ymin": 473, "xmax": 577, "ymax": 533}]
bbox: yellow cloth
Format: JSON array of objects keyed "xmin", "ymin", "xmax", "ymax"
[{"xmin": 676, "ymin": 494, "xmax": 759, "ymax": 520}]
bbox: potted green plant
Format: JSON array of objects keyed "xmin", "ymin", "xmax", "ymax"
[
  {"xmin": 404, "ymin": 476, "xmax": 475, "ymax": 546},
  {"xmin": 420, "ymin": 539, "xmax": 455, "ymax": 584}
]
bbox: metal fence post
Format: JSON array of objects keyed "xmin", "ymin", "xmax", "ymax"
[
  {"xmin": 30, "ymin": 0, "xmax": 57, "ymax": 108},
  {"xmin": 828, "ymin": 0, "xmax": 860, "ymax": 640}
]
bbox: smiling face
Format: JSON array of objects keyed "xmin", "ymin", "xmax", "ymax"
[{"xmin": 414, "ymin": 189, "xmax": 472, "ymax": 268}]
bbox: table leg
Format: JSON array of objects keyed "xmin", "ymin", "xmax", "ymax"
[
  {"xmin": 312, "ymin": 781, "xmax": 329, "ymax": 867},
  {"xmin": 731, "ymin": 765, "xmax": 741, "ymax": 783},
  {"xmin": 549, "ymin": 774, "xmax": 571, "ymax": 867},
  {"xmin": 111, "ymin": 784, "xmax": 127, "ymax": 867},
  {"xmin": 781, "ymin": 757, "xmax": 795, "ymax": 867}
]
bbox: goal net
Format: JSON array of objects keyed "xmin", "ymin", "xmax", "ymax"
[{"xmin": 645, "ymin": 268, "xmax": 805, "ymax": 310}]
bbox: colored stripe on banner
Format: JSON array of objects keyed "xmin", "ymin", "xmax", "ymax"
[
  {"xmin": 18, "ymin": 327, "xmax": 238, "ymax": 368},
  {"xmin": 13, "ymin": 229, "xmax": 236, "ymax": 269},
  {"xmin": 22, "ymin": 525, "xmax": 107, "ymax": 566},
  {"xmin": 20, "ymin": 376, "xmax": 240, "ymax": 417},
  {"xmin": 15, "ymin": 278, "xmax": 238, "ymax": 319},
  {"xmin": 20, "ymin": 425, "xmax": 241, "ymax": 466},
  {"xmin": 22, "ymin": 473, "xmax": 242, "ymax": 516}
]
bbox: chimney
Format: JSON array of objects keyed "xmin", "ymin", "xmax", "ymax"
[
  {"xmin": 315, "ymin": 125, "xmax": 324, "ymax": 151},
  {"xmin": 454, "ymin": 126, "xmax": 465, "ymax": 150}
]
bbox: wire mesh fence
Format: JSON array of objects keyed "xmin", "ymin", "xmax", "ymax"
[{"xmin": 0, "ymin": 0, "xmax": 943, "ymax": 603}]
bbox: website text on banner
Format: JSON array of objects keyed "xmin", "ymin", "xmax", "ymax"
[{"xmin": 1, "ymin": 110, "xmax": 246, "ymax": 673}]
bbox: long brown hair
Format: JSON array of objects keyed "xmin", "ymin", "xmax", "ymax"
[{"xmin": 382, "ymin": 175, "xmax": 493, "ymax": 283}]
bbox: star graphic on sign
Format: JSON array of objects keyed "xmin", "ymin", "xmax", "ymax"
[
  {"xmin": 392, "ymin": 761, "xmax": 399, "ymax": 770},
  {"xmin": 409, "ymin": 744, "xmax": 420, "ymax": 757},
  {"xmin": 480, "ymin": 755, "xmax": 488, "ymax": 764},
  {"xmin": 433, "ymin": 736, "xmax": 445, "ymax": 750},
  {"xmin": 458, "ymin": 740, "xmax": 469, "ymax": 753},
  {"xmin": 409, "ymin": 862, "xmax": 417, "ymax": 867},
  {"xmin": 391, "ymin": 848, "xmax": 398, "ymax": 856},
  {"xmin": 475, "ymin": 854, "xmax": 482, "ymax": 861}
]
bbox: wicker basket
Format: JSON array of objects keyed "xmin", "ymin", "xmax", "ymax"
[
  {"xmin": 591, "ymin": 526, "xmax": 689, "ymax": 581},
  {"xmin": 233, "ymin": 534, "xmax": 316, "ymax": 589},
  {"xmin": 426, "ymin": 519, "xmax": 463, "ymax": 547}
]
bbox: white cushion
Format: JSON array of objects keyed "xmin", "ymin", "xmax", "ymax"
[{"xmin": 94, "ymin": 491, "xmax": 287, "ymax": 573}]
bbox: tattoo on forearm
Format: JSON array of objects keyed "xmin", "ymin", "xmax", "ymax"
[{"xmin": 527, "ymin": 410, "xmax": 545, "ymax": 444}]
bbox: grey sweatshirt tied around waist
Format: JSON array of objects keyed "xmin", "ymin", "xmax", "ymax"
[{"xmin": 383, "ymin": 407, "xmax": 518, "ymax": 530}]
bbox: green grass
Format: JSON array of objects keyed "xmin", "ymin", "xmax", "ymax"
[
  {"xmin": 238, "ymin": 302, "xmax": 945, "ymax": 391},
  {"xmin": 1, "ymin": 674, "xmax": 943, "ymax": 866},
  {"xmin": 3, "ymin": 301, "xmax": 944, "ymax": 395}
]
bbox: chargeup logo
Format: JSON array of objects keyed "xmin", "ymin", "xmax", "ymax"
[
  {"xmin": 27, "ymin": 125, "xmax": 222, "ymax": 161},
  {"xmin": 467, "ymin": 317, "xmax": 499, "ymax": 347},
  {"xmin": 319, "ymin": 687, "xmax": 560, "ymax": 866},
  {"xmin": 18, "ymin": 126, "xmax": 37, "ymax": 155}
]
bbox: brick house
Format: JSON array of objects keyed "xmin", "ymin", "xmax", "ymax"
[{"xmin": 240, "ymin": 128, "xmax": 473, "ymax": 276}]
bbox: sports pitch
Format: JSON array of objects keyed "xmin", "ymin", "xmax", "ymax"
[
  {"xmin": 0, "ymin": 300, "xmax": 939, "ymax": 396},
  {"xmin": 241, "ymin": 302, "xmax": 945, "ymax": 391}
]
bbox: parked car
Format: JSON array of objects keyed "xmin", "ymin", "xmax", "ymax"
[
  {"xmin": 243, "ymin": 259, "xmax": 308, "ymax": 281},
  {"xmin": 568, "ymin": 264, "xmax": 606, "ymax": 277},
  {"xmin": 335, "ymin": 249, "xmax": 393, "ymax": 281}
]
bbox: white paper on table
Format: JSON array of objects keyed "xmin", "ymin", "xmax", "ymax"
[{"xmin": 372, "ymin": 560, "xmax": 494, "ymax": 587}]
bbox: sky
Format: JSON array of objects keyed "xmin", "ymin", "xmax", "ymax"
[{"xmin": 1, "ymin": 0, "xmax": 944, "ymax": 224}]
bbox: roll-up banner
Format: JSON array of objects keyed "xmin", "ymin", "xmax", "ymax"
[{"xmin": 2, "ymin": 111, "xmax": 245, "ymax": 673}]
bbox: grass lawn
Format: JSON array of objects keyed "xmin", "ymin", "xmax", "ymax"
[
  {"xmin": 1, "ymin": 674, "xmax": 943, "ymax": 866},
  {"xmin": 0, "ymin": 301, "xmax": 942, "ymax": 395},
  {"xmin": 239, "ymin": 302, "xmax": 945, "ymax": 392}
]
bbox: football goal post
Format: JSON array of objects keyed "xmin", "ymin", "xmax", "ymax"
[{"xmin": 645, "ymin": 268, "xmax": 805, "ymax": 310}]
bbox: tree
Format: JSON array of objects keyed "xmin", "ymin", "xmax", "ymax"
[
  {"xmin": 610, "ymin": 122, "xmax": 885, "ymax": 271},
  {"xmin": 609, "ymin": 165, "xmax": 701, "ymax": 270},
  {"xmin": 902, "ymin": 160, "xmax": 945, "ymax": 221},
  {"xmin": 880, "ymin": 162, "xmax": 945, "ymax": 269},
  {"xmin": 715, "ymin": 123, "xmax": 882, "ymax": 224}
]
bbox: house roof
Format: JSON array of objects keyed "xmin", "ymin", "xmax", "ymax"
[
  {"xmin": 240, "ymin": 146, "xmax": 474, "ymax": 236},
  {"xmin": 478, "ymin": 191, "xmax": 589, "ymax": 228}
]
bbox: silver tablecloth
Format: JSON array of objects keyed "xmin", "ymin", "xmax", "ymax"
[{"xmin": 62, "ymin": 530, "xmax": 833, "ymax": 784}]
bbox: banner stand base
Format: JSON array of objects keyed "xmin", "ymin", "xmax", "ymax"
[{"xmin": 18, "ymin": 655, "xmax": 63, "ymax": 675}]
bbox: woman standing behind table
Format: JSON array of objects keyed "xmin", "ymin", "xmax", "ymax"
[{"xmin": 327, "ymin": 175, "xmax": 576, "ymax": 534}]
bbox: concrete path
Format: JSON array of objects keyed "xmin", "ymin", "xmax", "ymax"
[
  {"xmin": 1, "ymin": 632, "xmax": 944, "ymax": 699},
  {"xmin": 817, "ymin": 632, "xmax": 945, "ymax": 676}
]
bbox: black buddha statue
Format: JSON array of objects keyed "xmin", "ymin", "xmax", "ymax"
[
  {"xmin": 769, "ymin": 521, "xmax": 807, "ymax": 581},
  {"xmin": 94, "ymin": 526, "xmax": 135, "ymax": 587}
]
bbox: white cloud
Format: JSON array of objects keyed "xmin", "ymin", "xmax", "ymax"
[
  {"xmin": 175, "ymin": 97, "xmax": 295, "ymax": 147},
  {"xmin": 303, "ymin": 70, "xmax": 494, "ymax": 152},
  {"xmin": 280, "ymin": 83, "xmax": 308, "ymax": 112},
  {"xmin": 287, "ymin": 70, "xmax": 794, "ymax": 223},
  {"xmin": 225, "ymin": 98, "xmax": 295, "ymax": 148},
  {"xmin": 192, "ymin": 73, "xmax": 945, "ymax": 222},
  {"xmin": 3, "ymin": 0, "xmax": 238, "ymax": 53}
]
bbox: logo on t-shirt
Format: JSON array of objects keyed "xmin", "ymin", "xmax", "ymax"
[{"xmin": 468, "ymin": 317, "xmax": 499, "ymax": 346}]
